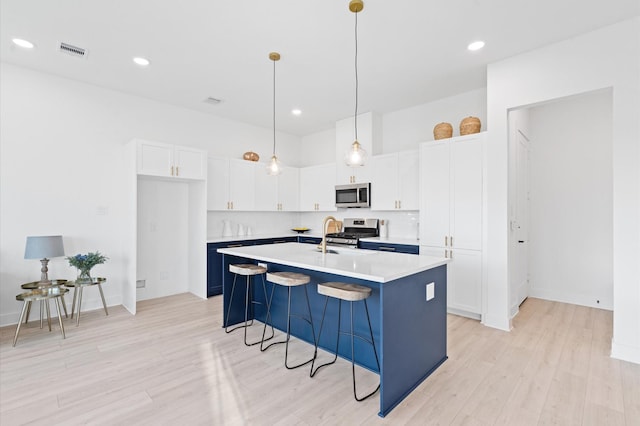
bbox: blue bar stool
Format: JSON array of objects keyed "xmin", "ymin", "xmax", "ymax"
[
  {"xmin": 225, "ymin": 264, "xmax": 274, "ymax": 346},
  {"xmin": 310, "ymin": 281, "xmax": 380, "ymax": 401},
  {"xmin": 261, "ymin": 271, "xmax": 317, "ymax": 369}
]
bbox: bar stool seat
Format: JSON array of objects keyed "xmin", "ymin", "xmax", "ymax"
[
  {"xmin": 266, "ymin": 271, "xmax": 310, "ymax": 286},
  {"xmin": 310, "ymin": 281, "xmax": 380, "ymax": 402},
  {"xmin": 261, "ymin": 271, "xmax": 316, "ymax": 370},
  {"xmin": 225, "ymin": 264, "xmax": 273, "ymax": 347},
  {"xmin": 229, "ymin": 264, "xmax": 267, "ymax": 276},
  {"xmin": 317, "ymin": 282, "xmax": 371, "ymax": 301}
]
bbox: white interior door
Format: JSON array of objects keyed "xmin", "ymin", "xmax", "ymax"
[{"xmin": 512, "ymin": 130, "xmax": 530, "ymax": 310}]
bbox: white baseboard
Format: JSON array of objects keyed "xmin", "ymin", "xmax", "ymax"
[
  {"xmin": 529, "ymin": 288, "xmax": 613, "ymax": 311},
  {"xmin": 611, "ymin": 338, "xmax": 640, "ymax": 365}
]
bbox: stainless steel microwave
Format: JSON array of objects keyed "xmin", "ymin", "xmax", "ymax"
[{"xmin": 335, "ymin": 183, "xmax": 371, "ymax": 208}]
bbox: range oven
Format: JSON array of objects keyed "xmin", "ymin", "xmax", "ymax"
[{"xmin": 325, "ymin": 218, "xmax": 379, "ymax": 248}]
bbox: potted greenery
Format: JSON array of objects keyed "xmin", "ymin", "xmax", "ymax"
[{"xmin": 67, "ymin": 251, "xmax": 108, "ymax": 283}]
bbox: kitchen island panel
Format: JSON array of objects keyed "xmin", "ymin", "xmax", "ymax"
[{"xmin": 220, "ymin": 245, "xmax": 448, "ymax": 417}]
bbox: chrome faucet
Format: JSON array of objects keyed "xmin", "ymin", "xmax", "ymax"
[{"xmin": 319, "ymin": 215, "xmax": 337, "ymax": 254}]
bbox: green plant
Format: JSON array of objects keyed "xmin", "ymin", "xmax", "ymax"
[{"xmin": 67, "ymin": 251, "xmax": 108, "ymax": 272}]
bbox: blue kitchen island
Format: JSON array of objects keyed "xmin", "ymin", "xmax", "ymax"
[{"xmin": 217, "ymin": 242, "xmax": 450, "ymax": 417}]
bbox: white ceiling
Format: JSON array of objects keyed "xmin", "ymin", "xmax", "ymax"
[{"xmin": 1, "ymin": 0, "xmax": 638, "ymax": 136}]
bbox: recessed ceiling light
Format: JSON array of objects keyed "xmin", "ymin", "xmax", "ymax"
[
  {"xmin": 292, "ymin": 109, "xmax": 302, "ymax": 116},
  {"xmin": 12, "ymin": 38, "xmax": 35, "ymax": 49},
  {"xmin": 467, "ymin": 41, "xmax": 485, "ymax": 51},
  {"xmin": 133, "ymin": 57, "xmax": 150, "ymax": 66}
]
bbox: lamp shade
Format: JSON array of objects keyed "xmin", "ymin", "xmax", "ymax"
[{"xmin": 24, "ymin": 235, "xmax": 65, "ymax": 259}]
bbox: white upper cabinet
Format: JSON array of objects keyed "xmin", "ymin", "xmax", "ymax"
[
  {"xmin": 299, "ymin": 163, "xmax": 337, "ymax": 212},
  {"xmin": 370, "ymin": 150, "xmax": 419, "ymax": 211},
  {"xmin": 207, "ymin": 157, "xmax": 255, "ymax": 211},
  {"xmin": 254, "ymin": 167, "xmax": 279, "ymax": 211},
  {"xmin": 254, "ymin": 166, "xmax": 299, "ymax": 211},
  {"xmin": 277, "ymin": 167, "xmax": 300, "ymax": 211},
  {"xmin": 136, "ymin": 139, "xmax": 206, "ymax": 180},
  {"xmin": 420, "ymin": 133, "xmax": 484, "ymax": 250}
]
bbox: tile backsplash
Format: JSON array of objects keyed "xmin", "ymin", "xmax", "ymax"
[{"xmin": 207, "ymin": 209, "xmax": 419, "ymax": 240}]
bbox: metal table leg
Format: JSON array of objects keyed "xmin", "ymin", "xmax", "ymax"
[{"xmin": 13, "ymin": 302, "xmax": 29, "ymax": 347}]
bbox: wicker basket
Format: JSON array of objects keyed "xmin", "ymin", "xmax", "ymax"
[
  {"xmin": 242, "ymin": 151, "xmax": 260, "ymax": 162},
  {"xmin": 460, "ymin": 116, "xmax": 481, "ymax": 135},
  {"xmin": 433, "ymin": 122, "xmax": 453, "ymax": 140}
]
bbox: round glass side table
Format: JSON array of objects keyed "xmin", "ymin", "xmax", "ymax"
[
  {"xmin": 65, "ymin": 277, "xmax": 108, "ymax": 326},
  {"xmin": 20, "ymin": 279, "xmax": 69, "ymax": 323},
  {"xmin": 14, "ymin": 287, "xmax": 69, "ymax": 346}
]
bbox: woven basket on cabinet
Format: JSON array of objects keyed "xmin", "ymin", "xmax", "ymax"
[
  {"xmin": 433, "ymin": 122, "xmax": 453, "ymax": 140},
  {"xmin": 459, "ymin": 116, "xmax": 481, "ymax": 135}
]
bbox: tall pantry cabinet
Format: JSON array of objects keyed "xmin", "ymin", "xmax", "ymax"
[{"xmin": 419, "ymin": 132, "xmax": 485, "ymax": 319}]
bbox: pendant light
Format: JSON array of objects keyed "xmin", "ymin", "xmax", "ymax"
[
  {"xmin": 267, "ymin": 51, "xmax": 282, "ymax": 176},
  {"xmin": 345, "ymin": 0, "xmax": 366, "ymax": 167}
]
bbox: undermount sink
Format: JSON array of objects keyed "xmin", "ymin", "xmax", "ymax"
[{"xmin": 313, "ymin": 247, "xmax": 369, "ymax": 256}]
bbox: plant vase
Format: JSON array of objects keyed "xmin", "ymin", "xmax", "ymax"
[{"xmin": 77, "ymin": 269, "xmax": 92, "ymax": 284}]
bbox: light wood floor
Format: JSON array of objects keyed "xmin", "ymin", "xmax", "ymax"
[{"xmin": 1, "ymin": 294, "xmax": 639, "ymax": 425}]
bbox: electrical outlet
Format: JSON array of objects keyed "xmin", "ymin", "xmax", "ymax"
[
  {"xmin": 136, "ymin": 280, "xmax": 146, "ymax": 288},
  {"xmin": 426, "ymin": 282, "xmax": 435, "ymax": 301}
]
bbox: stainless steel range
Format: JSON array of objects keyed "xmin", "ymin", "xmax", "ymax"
[{"xmin": 325, "ymin": 218, "xmax": 379, "ymax": 248}]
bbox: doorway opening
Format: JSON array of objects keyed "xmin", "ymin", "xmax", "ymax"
[{"xmin": 508, "ymin": 88, "xmax": 614, "ymax": 318}]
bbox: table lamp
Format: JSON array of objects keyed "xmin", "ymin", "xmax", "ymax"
[{"xmin": 24, "ymin": 235, "xmax": 65, "ymax": 284}]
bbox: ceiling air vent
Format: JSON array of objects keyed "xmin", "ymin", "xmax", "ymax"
[
  {"xmin": 59, "ymin": 42, "xmax": 88, "ymax": 58},
  {"xmin": 204, "ymin": 97, "xmax": 222, "ymax": 105}
]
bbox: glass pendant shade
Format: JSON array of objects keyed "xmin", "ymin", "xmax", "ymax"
[
  {"xmin": 345, "ymin": 140, "xmax": 367, "ymax": 167},
  {"xmin": 267, "ymin": 154, "xmax": 282, "ymax": 176}
]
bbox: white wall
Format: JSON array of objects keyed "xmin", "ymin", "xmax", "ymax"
[
  {"xmin": 383, "ymin": 88, "xmax": 487, "ymax": 153},
  {"xmin": 486, "ymin": 18, "xmax": 639, "ymax": 363},
  {"xmin": 527, "ymin": 90, "xmax": 613, "ymax": 309},
  {"xmin": 0, "ymin": 63, "xmax": 301, "ymax": 326},
  {"xmin": 299, "ymin": 129, "xmax": 335, "ymax": 167}
]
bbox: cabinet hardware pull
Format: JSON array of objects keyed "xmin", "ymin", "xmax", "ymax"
[
  {"xmin": 227, "ymin": 244, "xmax": 243, "ymax": 248},
  {"xmin": 398, "ymin": 200, "xmax": 401, "ymax": 209},
  {"xmin": 176, "ymin": 166, "xmax": 179, "ymax": 176},
  {"xmin": 273, "ymin": 240, "xmax": 286, "ymax": 244},
  {"xmin": 445, "ymin": 236, "xmax": 448, "ymax": 246},
  {"xmin": 444, "ymin": 250, "xmax": 448, "ymax": 258},
  {"xmin": 230, "ymin": 201, "xmax": 234, "ymax": 210},
  {"xmin": 450, "ymin": 236, "xmax": 453, "ymax": 246},
  {"xmin": 450, "ymin": 250, "xmax": 453, "ymax": 259},
  {"xmin": 171, "ymin": 166, "xmax": 174, "ymax": 176},
  {"xmin": 379, "ymin": 247, "xmax": 396, "ymax": 251}
]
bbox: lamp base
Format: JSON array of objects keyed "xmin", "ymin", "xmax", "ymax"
[{"xmin": 39, "ymin": 258, "xmax": 51, "ymax": 284}]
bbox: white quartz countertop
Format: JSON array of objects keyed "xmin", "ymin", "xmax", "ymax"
[
  {"xmin": 217, "ymin": 242, "xmax": 449, "ymax": 283},
  {"xmin": 359, "ymin": 236, "xmax": 420, "ymax": 246},
  {"xmin": 208, "ymin": 234, "xmax": 415, "ymax": 245},
  {"xmin": 207, "ymin": 233, "xmax": 322, "ymax": 244}
]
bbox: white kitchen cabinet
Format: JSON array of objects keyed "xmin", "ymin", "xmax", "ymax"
[
  {"xmin": 420, "ymin": 246, "xmax": 482, "ymax": 318},
  {"xmin": 277, "ymin": 167, "xmax": 299, "ymax": 211},
  {"xmin": 254, "ymin": 166, "xmax": 299, "ymax": 211},
  {"xmin": 370, "ymin": 150, "xmax": 419, "ymax": 211},
  {"xmin": 420, "ymin": 132, "xmax": 485, "ymax": 318},
  {"xmin": 299, "ymin": 163, "xmax": 337, "ymax": 212},
  {"xmin": 207, "ymin": 157, "xmax": 255, "ymax": 210},
  {"xmin": 136, "ymin": 139, "xmax": 206, "ymax": 180},
  {"xmin": 420, "ymin": 134, "xmax": 484, "ymax": 250}
]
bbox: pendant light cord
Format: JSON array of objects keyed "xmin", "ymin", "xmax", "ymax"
[
  {"xmin": 273, "ymin": 58, "xmax": 276, "ymax": 156},
  {"xmin": 354, "ymin": 10, "xmax": 359, "ymax": 141}
]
